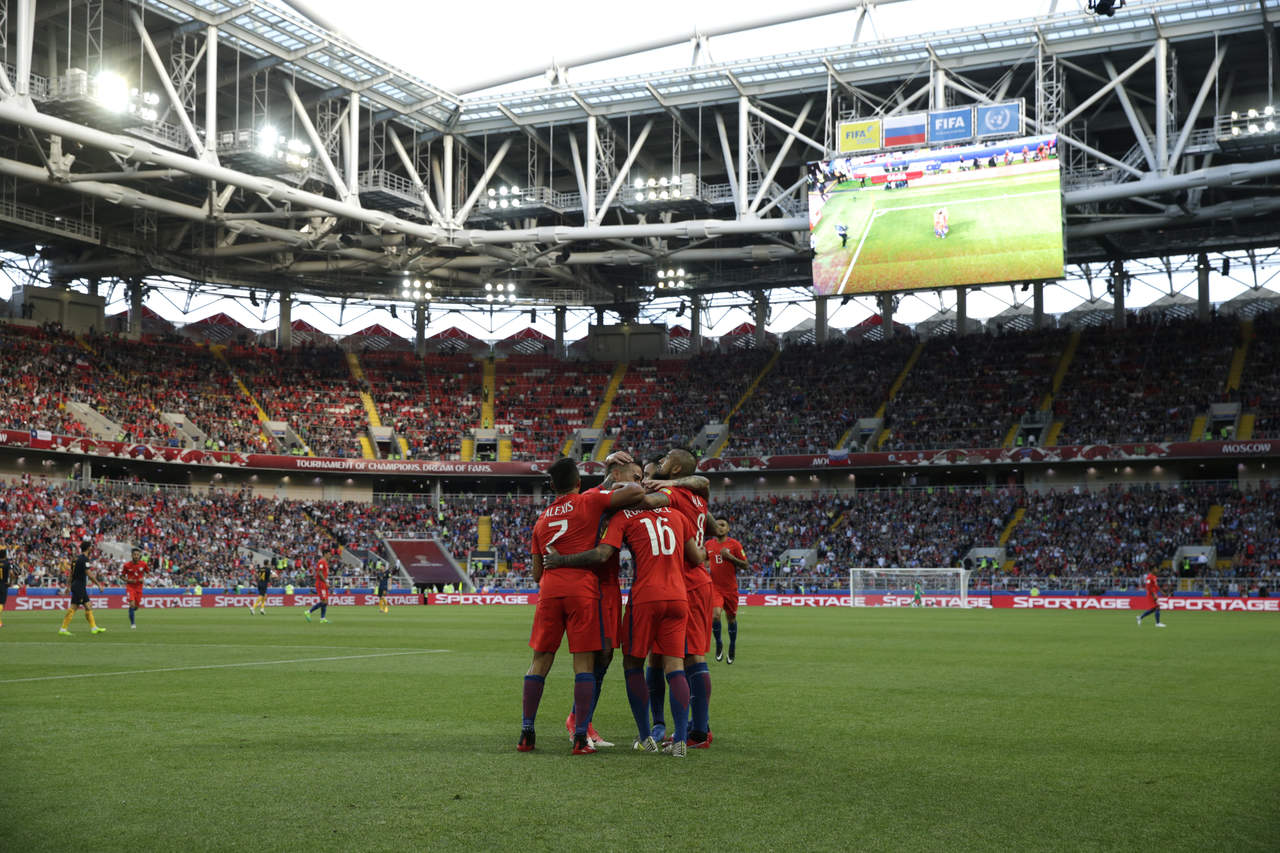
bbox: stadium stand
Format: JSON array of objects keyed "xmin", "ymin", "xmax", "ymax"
[
  {"xmin": 362, "ymin": 351, "xmax": 482, "ymax": 459},
  {"xmin": 1240, "ymin": 310, "xmax": 1279, "ymax": 439},
  {"xmin": 494, "ymin": 355, "xmax": 613, "ymax": 459}
]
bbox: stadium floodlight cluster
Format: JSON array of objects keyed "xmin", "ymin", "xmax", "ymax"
[
  {"xmin": 256, "ymin": 127, "xmax": 313, "ymax": 170},
  {"xmin": 1227, "ymin": 107, "xmax": 1278, "ymax": 137},
  {"xmin": 401, "ymin": 276, "xmax": 433, "ymax": 302},
  {"xmin": 633, "ymin": 175, "xmax": 691, "ymax": 203},
  {"xmin": 656, "ymin": 267, "xmax": 688, "ymax": 289},
  {"xmin": 51, "ymin": 69, "xmax": 162, "ymax": 123},
  {"xmin": 486, "ymin": 186, "xmax": 523, "ymax": 209},
  {"xmin": 485, "ymin": 281, "xmax": 517, "ymax": 302}
]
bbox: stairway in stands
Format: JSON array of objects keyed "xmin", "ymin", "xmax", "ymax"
[
  {"xmin": 710, "ymin": 350, "xmax": 780, "ymax": 457},
  {"xmin": 870, "ymin": 340, "xmax": 925, "ymax": 450},
  {"xmin": 346, "ymin": 352, "xmax": 380, "ymax": 459},
  {"xmin": 590, "ymin": 363, "xmax": 628, "ymax": 461},
  {"xmin": 211, "ymin": 344, "xmax": 285, "ymax": 454},
  {"xmin": 998, "ymin": 507, "xmax": 1026, "ymax": 570},
  {"xmin": 1038, "ymin": 329, "xmax": 1081, "ymax": 447}
]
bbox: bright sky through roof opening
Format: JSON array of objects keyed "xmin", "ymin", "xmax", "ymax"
[{"xmin": 263, "ymin": 0, "xmax": 1076, "ymax": 95}]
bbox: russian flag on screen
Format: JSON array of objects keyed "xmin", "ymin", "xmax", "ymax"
[{"xmin": 883, "ymin": 113, "xmax": 926, "ymax": 148}]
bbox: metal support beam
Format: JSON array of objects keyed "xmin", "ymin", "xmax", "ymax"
[
  {"xmin": 745, "ymin": 101, "xmax": 827, "ymax": 155},
  {"xmin": 1169, "ymin": 45, "xmax": 1227, "ymax": 169},
  {"xmin": 879, "ymin": 293, "xmax": 894, "ymax": 339},
  {"xmin": 738, "ymin": 97, "xmax": 750, "ymax": 218},
  {"xmin": 815, "ymin": 294, "xmax": 828, "ymax": 344},
  {"xmin": 714, "ymin": 111, "xmax": 741, "ymax": 218},
  {"xmin": 386, "ymin": 128, "xmax": 446, "ymax": 227},
  {"xmin": 1111, "ymin": 261, "xmax": 1126, "ymax": 329},
  {"xmin": 131, "ymin": 9, "xmax": 208, "ymax": 160},
  {"xmin": 15, "ymin": 0, "xmax": 34, "ymax": 97},
  {"xmin": 753, "ymin": 292, "xmax": 768, "ymax": 349},
  {"xmin": 204, "ymin": 25, "xmax": 219, "ymax": 161},
  {"xmin": 128, "ymin": 279, "xmax": 143, "ymax": 335},
  {"xmin": 1155, "ymin": 38, "xmax": 1168, "ymax": 176},
  {"xmin": 442, "ymin": 135, "xmax": 454, "ymax": 221},
  {"xmin": 690, "ymin": 297, "xmax": 701, "ymax": 353},
  {"xmin": 585, "ymin": 115, "xmax": 597, "ymax": 223},
  {"xmin": 593, "ymin": 119, "xmax": 653, "ymax": 227},
  {"xmin": 284, "ymin": 82, "xmax": 349, "ymax": 201},
  {"xmin": 1065, "ymin": 158, "xmax": 1280, "ymax": 206},
  {"xmin": 554, "ymin": 306, "xmax": 566, "ymax": 360},
  {"xmin": 455, "ymin": 137, "xmax": 513, "ymax": 225},
  {"xmin": 956, "ymin": 286, "xmax": 967, "ymax": 335},
  {"xmin": 1197, "ymin": 256, "xmax": 1211, "ymax": 322},
  {"xmin": 1102, "ymin": 58, "xmax": 1157, "ymax": 172},
  {"xmin": 1033, "ymin": 282, "xmax": 1044, "ymax": 329},
  {"xmin": 348, "ymin": 92, "xmax": 360, "ymax": 200},
  {"xmin": 279, "ymin": 289, "xmax": 293, "ymax": 350},
  {"xmin": 749, "ymin": 99, "xmax": 813, "ymax": 214},
  {"xmin": 567, "ymin": 131, "xmax": 589, "ymax": 207},
  {"xmin": 414, "ymin": 303, "xmax": 427, "ymax": 356},
  {"xmin": 1057, "ymin": 46, "xmax": 1155, "ymax": 128}
]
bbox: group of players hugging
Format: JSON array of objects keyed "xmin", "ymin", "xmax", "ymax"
[{"xmin": 518, "ymin": 447, "xmax": 747, "ymax": 758}]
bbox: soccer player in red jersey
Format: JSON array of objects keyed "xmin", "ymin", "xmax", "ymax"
[
  {"xmin": 306, "ymin": 553, "xmax": 332, "ymax": 623},
  {"xmin": 1137, "ymin": 570, "xmax": 1167, "ymax": 627},
  {"xmin": 121, "ymin": 547, "xmax": 147, "ymax": 630},
  {"xmin": 547, "ymin": 503, "xmax": 705, "ymax": 757},
  {"xmin": 707, "ymin": 518, "xmax": 748, "ymax": 663},
  {"xmin": 518, "ymin": 457, "xmax": 644, "ymax": 754},
  {"xmin": 641, "ymin": 448, "xmax": 717, "ymax": 748},
  {"xmin": 564, "ymin": 452, "xmax": 644, "ymax": 748}
]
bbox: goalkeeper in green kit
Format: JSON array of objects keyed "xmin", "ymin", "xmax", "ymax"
[{"xmin": 912, "ymin": 580, "xmax": 923, "ymax": 608}]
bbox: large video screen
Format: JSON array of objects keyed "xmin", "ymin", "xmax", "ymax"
[{"xmin": 807, "ymin": 134, "xmax": 1064, "ymax": 295}]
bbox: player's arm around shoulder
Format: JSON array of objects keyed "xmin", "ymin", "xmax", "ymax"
[
  {"xmin": 606, "ymin": 482, "xmax": 645, "ymax": 510},
  {"xmin": 545, "ymin": 543, "xmax": 615, "ymax": 569}
]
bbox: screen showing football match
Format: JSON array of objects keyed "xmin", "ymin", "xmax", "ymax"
[{"xmin": 807, "ymin": 134, "xmax": 1064, "ymax": 295}]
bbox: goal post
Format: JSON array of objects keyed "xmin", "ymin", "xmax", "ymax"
[{"xmin": 848, "ymin": 567, "xmax": 972, "ymax": 608}]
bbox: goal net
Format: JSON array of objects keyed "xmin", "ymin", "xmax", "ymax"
[{"xmin": 848, "ymin": 567, "xmax": 971, "ymax": 608}]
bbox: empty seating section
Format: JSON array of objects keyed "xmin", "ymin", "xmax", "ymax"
[
  {"xmin": 362, "ymin": 351, "xmax": 480, "ymax": 459},
  {"xmin": 732, "ymin": 339, "xmax": 910, "ymax": 455},
  {"xmin": 882, "ymin": 331, "xmax": 1063, "ymax": 451},
  {"xmin": 232, "ymin": 346, "xmax": 366, "ymax": 458},
  {"xmin": 495, "ymin": 356, "xmax": 612, "ymax": 460},
  {"xmin": 1240, "ymin": 311, "xmax": 1280, "ymax": 438},
  {"xmin": 1053, "ymin": 316, "xmax": 1235, "ymax": 446}
]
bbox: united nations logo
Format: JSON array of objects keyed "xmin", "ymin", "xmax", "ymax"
[{"xmin": 983, "ymin": 109, "xmax": 1012, "ymax": 132}]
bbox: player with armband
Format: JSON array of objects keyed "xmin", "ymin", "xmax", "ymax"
[{"xmin": 546, "ymin": 504, "xmax": 705, "ymax": 757}]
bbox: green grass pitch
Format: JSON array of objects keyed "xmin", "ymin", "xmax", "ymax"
[
  {"xmin": 2, "ymin": 606, "xmax": 1277, "ymax": 851},
  {"xmin": 811, "ymin": 169, "xmax": 1065, "ymax": 294}
]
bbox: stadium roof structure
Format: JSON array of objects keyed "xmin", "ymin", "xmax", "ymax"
[{"xmin": 1, "ymin": 0, "xmax": 1279, "ymax": 343}]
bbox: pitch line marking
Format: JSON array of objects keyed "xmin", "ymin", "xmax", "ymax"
[
  {"xmin": 0, "ymin": 649, "xmax": 451, "ymax": 684},
  {"xmin": 835, "ymin": 189, "xmax": 1060, "ymax": 292}
]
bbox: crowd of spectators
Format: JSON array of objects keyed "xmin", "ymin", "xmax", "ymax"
[
  {"xmin": 362, "ymin": 351, "xmax": 481, "ymax": 459},
  {"xmin": 231, "ymin": 344, "xmax": 366, "ymax": 458},
  {"xmin": 494, "ymin": 356, "xmax": 612, "ymax": 460},
  {"xmin": 1240, "ymin": 310, "xmax": 1280, "ymax": 439},
  {"xmin": 1211, "ymin": 484, "xmax": 1280, "ymax": 576},
  {"xmin": 0, "ymin": 323, "xmax": 93, "ymax": 437},
  {"xmin": 1053, "ymin": 315, "xmax": 1237, "ymax": 446},
  {"xmin": 882, "ymin": 328, "xmax": 1065, "ymax": 452},
  {"xmin": 3, "ymin": 475, "xmax": 1277, "ymax": 595},
  {"xmin": 608, "ymin": 349, "xmax": 771, "ymax": 455},
  {"xmin": 720, "ymin": 341, "xmax": 886, "ymax": 456}
]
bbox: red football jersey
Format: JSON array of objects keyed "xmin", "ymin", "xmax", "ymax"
[
  {"xmin": 531, "ymin": 489, "xmax": 611, "ymax": 599},
  {"xmin": 581, "ymin": 487, "xmax": 623, "ymax": 588},
  {"xmin": 706, "ymin": 537, "xmax": 744, "ymax": 593},
  {"xmin": 121, "ymin": 559, "xmax": 146, "ymax": 585},
  {"xmin": 314, "ymin": 558, "xmax": 329, "ymax": 586},
  {"xmin": 656, "ymin": 484, "xmax": 710, "ymax": 589},
  {"xmin": 603, "ymin": 507, "xmax": 690, "ymax": 604},
  {"xmin": 1144, "ymin": 572, "xmax": 1159, "ymax": 598}
]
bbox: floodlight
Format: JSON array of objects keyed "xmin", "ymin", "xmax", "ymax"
[
  {"xmin": 500, "ymin": 199, "xmax": 509, "ymax": 208},
  {"xmin": 633, "ymin": 178, "xmax": 644, "ymax": 190},
  {"xmin": 1267, "ymin": 106, "xmax": 1276, "ymax": 116},
  {"xmin": 94, "ymin": 71, "xmax": 129, "ymax": 113},
  {"xmin": 1248, "ymin": 108, "xmax": 1259, "ymax": 119},
  {"xmin": 489, "ymin": 200, "xmax": 498, "ymax": 209},
  {"xmin": 635, "ymin": 192, "xmax": 645, "ymax": 202},
  {"xmin": 1267, "ymin": 120, "xmax": 1277, "ymax": 132},
  {"xmin": 1231, "ymin": 126, "xmax": 1241, "ymax": 136},
  {"xmin": 1248, "ymin": 124, "xmax": 1259, "ymax": 134},
  {"xmin": 486, "ymin": 294, "xmax": 494, "ymax": 302},
  {"xmin": 485, "ymin": 282, "xmax": 493, "ymax": 291},
  {"xmin": 507, "ymin": 283, "xmax": 515, "ymax": 292},
  {"xmin": 488, "ymin": 188, "xmax": 497, "ymax": 196},
  {"xmin": 499, "ymin": 186, "xmax": 509, "ymax": 196}
]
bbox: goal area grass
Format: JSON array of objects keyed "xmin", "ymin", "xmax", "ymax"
[{"xmin": 1, "ymin": 606, "xmax": 1276, "ymax": 851}]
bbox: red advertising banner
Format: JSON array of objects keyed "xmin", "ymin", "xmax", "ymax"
[
  {"xmin": 1, "ymin": 428, "xmax": 1274, "ymax": 477},
  {"xmin": 5, "ymin": 593, "xmax": 425, "ymax": 611},
  {"xmin": 8, "ymin": 592, "xmax": 1273, "ymax": 611}
]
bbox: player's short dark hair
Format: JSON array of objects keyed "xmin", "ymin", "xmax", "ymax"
[
  {"xmin": 80, "ymin": 540, "xmax": 92, "ymax": 552},
  {"xmin": 547, "ymin": 457, "xmax": 580, "ymax": 493}
]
